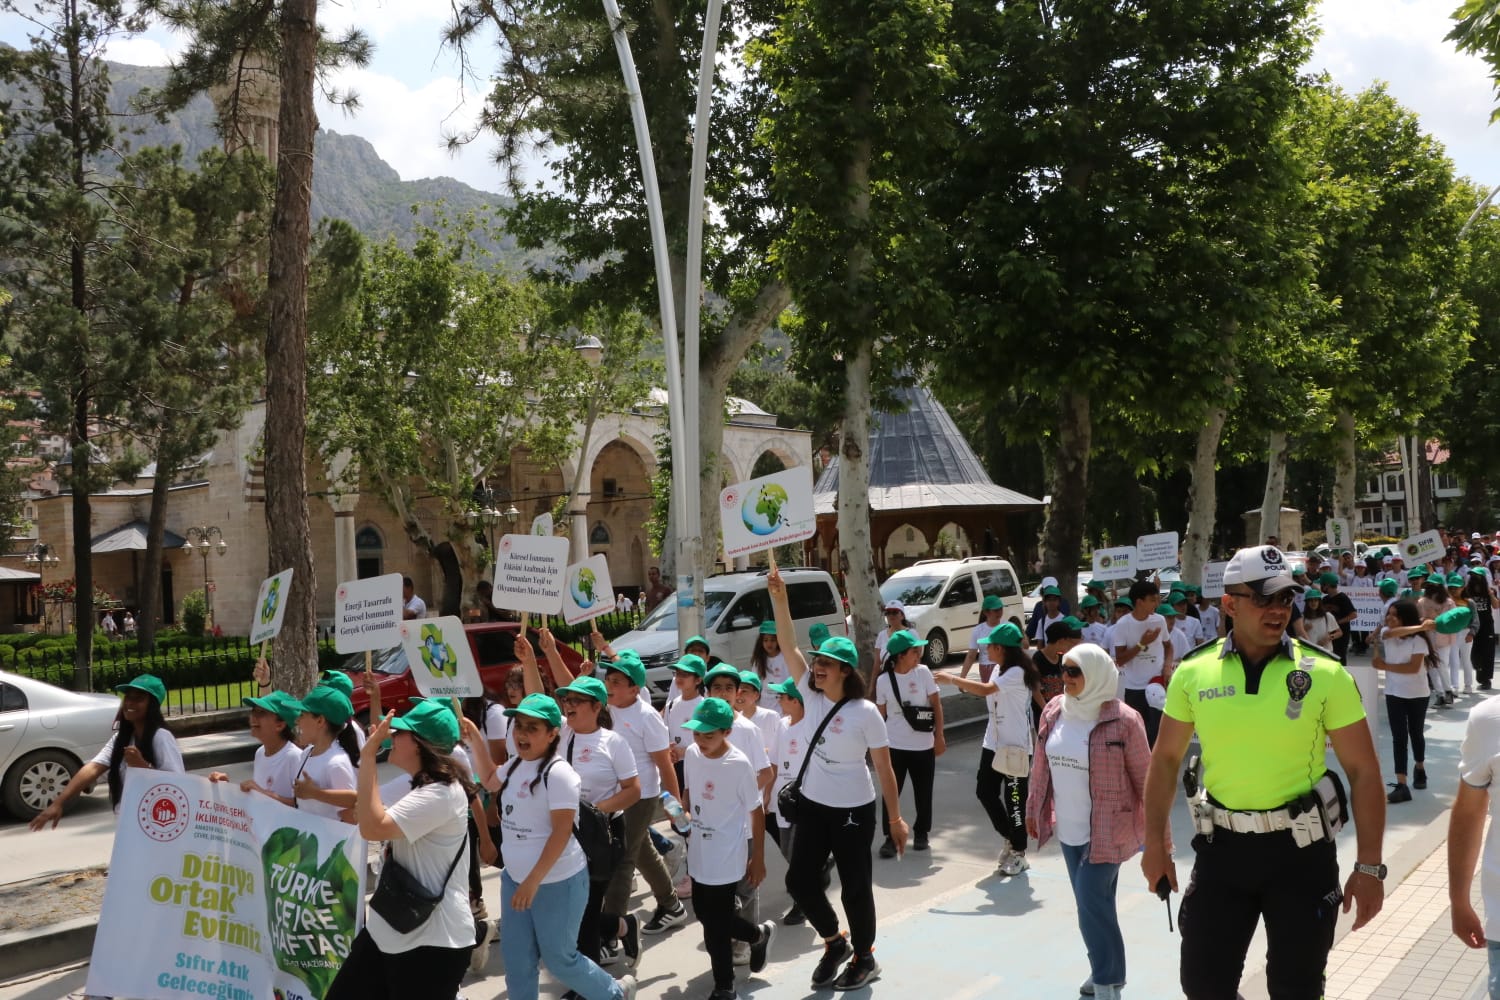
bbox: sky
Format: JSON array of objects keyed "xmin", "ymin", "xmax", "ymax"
[{"xmin": 3, "ymin": 0, "xmax": 1500, "ymax": 196}]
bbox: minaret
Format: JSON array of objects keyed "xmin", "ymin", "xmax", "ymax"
[{"xmin": 209, "ymin": 49, "xmax": 280, "ymax": 163}]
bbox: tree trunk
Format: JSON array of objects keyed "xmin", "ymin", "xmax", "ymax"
[
  {"xmin": 265, "ymin": 0, "xmax": 320, "ymax": 697},
  {"xmin": 67, "ymin": 21, "xmax": 92, "ymax": 691},
  {"xmin": 136, "ymin": 454, "xmax": 176, "ymax": 652},
  {"xmin": 1413, "ymin": 434, "xmax": 1436, "ymax": 532},
  {"xmin": 1041, "ymin": 389, "xmax": 1090, "ymax": 612},
  {"xmin": 1331, "ymin": 411, "xmax": 1358, "ymax": 526},
  {"xmin": 838, "ymin": 339, "xmax": 881, "ymax": 679},
  {"xmin": 1259, "ymin": 430, "xmax": 1289, "ymax": 546},
  {"xmin": 433, "ymin": 541, "xmax": 463, "ymax": 616},
  {"xmin": 1460, "ymin": 471, "xmax": 1490, "ymax": 529},
  {"xmin": 1182, "ymin": 403, "xmax": 1227, "ymax": 583}
]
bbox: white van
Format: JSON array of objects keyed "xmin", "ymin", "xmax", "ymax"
[
  {"xmin": 608, "ymin": 567, "xmax": 849, "ymax": 703},
  {"xmin": 879, "ymin": 557, "xmax": 1025, "ymax": 668}
]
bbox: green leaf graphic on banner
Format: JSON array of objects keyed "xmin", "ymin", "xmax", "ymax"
[{"xmin": 261, "ymin": 827, "xmax": 360, "ymax": 998}]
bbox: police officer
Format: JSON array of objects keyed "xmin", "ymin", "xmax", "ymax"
[{"xmin": 1141, "ymin": 545, "xmax": 1386, "ymax": 999}]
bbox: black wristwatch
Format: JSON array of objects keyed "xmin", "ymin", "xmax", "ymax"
[{"xmin": 1353, "ymin": 862, "xmax": 1387, "ymax": 881}]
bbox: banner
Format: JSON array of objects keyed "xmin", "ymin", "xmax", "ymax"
[
  {"xmin": 334, "ymin": 573, "xmax": 404, "ymax": 654},
  {"xmin": 532, "ymin": 512, "xmax": 554, "ymax": 538},
  {"xmin": 1399, "ymin": 528, "xmax": 1444, "ymax": 566},
  {"xmin": 1091, "ymin": 546, "xmax": 1136, "ymax": 581},
  {"xmin": 563, "ymin": 554, "xmax": 618, "ymax": 625},
  {"xmin": 1202, "ymin": 561, "xmax": 1227, "ymax": 599},
  {"xmin": 87, "ymin": 769, "xmax": 366, "ymax": 1000},
  {"xmin": 719, "ymin": 467, "xmax": 817, "ymax": 559},
  {"xmin": 249, "ymin": 570, "xmax": 294, "ymax": 647},
  {"xmin": 400, "ymin": 616, "xmax": 484, "ymax": 699},
  {"xmin": 1346, "ymin": 584, "xmax": 1386, "ymax": 633},
  {"xmin": 1325, "ymin": 517, "xmax": 1351, "ymax": 552},
  {"xmin": 494, "ymin": 532, "xmax": 571, "ymax": 615},
  {"xmin": 1136, "ymin": 531, "xmax": 1180, "ymax": 571}
]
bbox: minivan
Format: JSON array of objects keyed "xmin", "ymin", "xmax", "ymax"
[{"xmin": 879, "ymin": 557, "xmax": 1025, "ymax": 667}]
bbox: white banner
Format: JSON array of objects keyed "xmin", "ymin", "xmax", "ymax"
[
  {"xmin": 87, "ymin": 769, "xmax": 366, "ymax": 1000},
  {"xmin": 531, "ymin": 512, "xmax": 554, "ymax": 538},
  {"xmin": 1091, "ymin": 546, "xmax": 1137, "ymax": 581},
  {"xmin": 1136, "ymin": 531, "xmax": 1180, "ymax": 571},
  {"xmin": 563, "ymin": 554, "xmax": 618, "ymax": 625},
  {"xmin": 248, "ymin": 569, "xmax": 294, "ymax": 647},
  {"xmin": 494, "ymin": 533, "xmax": 571, "ymax": 615},
  {"xmin": 1346, "ymin": 584, "xmax": 1386, "ymax": 633},
  {"xmin": 719, "ymin": 467, "xmax": 817, "ymax": 559},
  {"xmin": 333, "ymin": 573, "xmax": 404, "ymax": 653},
  {"xmin": 1399, "ymin": 528, "xmax": 1445, "ymax": 566},
  {"xmin": 1325, "ymin": 518, "xmax": 1351, "ymax": 552},
  {"xmin": 400, "ymin": 615, "xmax": 485, "ymax": 699},
  {"xmin": 1202, "ymin": 561, "xmax": 1228, "ymax": 599}
]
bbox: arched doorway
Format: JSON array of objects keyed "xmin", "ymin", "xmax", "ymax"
[
  {"xmin": 589, "ymin": 439, "xmax": 653, "ymax": 590},
  {"xmin": 355, "ymin": 525, "xmax": 384, "ymax": 579},
  {"xmin": 884, "ymin": 523, "xmax": 929, "ymax": 570}
]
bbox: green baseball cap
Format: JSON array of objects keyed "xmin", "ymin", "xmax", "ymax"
[
  {"xmin": 1436, "ymin": 606, "xmax": 1475, "ymax": 634},
  {"xmin": 682, "ymin": 635, "xmax": 711, "ymax": 655},
  {"xmin": 704, "ymin": 663, "xmax": 744, "ymax": 687},
  {"xmin": 771, "ymin": 677, "xmax": 803, "ymax": 703},
  {"xmin": 1085, "ymin": 580, "xmax": 1106, "ymax": 591},
  {"xmin": 1318, "ymin": 572, "xmax": 1339, "ymax": 586},
  {"xmin": 242, "ymin": 690, "xmax": 300, "ymax": 727},
  {"xmin": 603, "ymin": 651, "xmax": 647, "ymax": 687},
  {"xmin": 885, "ymin": 629, "xmax": 928, "ymax": 656},
  {"xmin": 1114, "ymin": 595, "xmax": 1133, "ymax": 608},
  {"xmin": 978, "ymin": 622, "xmax": 1024, "ymax": 647},
  {"xmin": 1303, "ymin": 588, "xmax": 1322, "ymax": 601},
  {"xmin": 808, "ymin": 623, "xmax": 832, "ymax": 649},
  {"xmin": 317, "ymin": 671, "xmax": 355, "ymax": 698},
  {"xmin": 1158, "ymin": 603, "xmax": 1177, "ymax": 617},
  {"xmin": 116, "ymin": 673, "xmax": 167, "ymax": 706},
  {"xmin": 1059, "ymin": 615, "xmax": 1085, "ymax": 630},
  {"xmin": 1185, "ymin": 583, "xmax": 1202, "ymax": 594},
  {"xmin": 1168, "ymin": 591, "xmax": 1187, "ymax": 605},
  {"xmin": 1041, "ymin": 585, "xmax": 1062, "ymax": 597},
  {"xmin": 758, "ymin": 620, "xmax": 778, "ymax": 635},
  {"xmin": 813, "ymin": 635, "xmax": 860, "ymax": 667},
  {"xmin": 738, "ymin": 670, "xmax": 763, "ymax": 692},
  {"xmin": 981, "ymin": 595, "xmax": 1004, "ymax": 612},
  {"xmin": 556, "ymin": 675, "xmax": 610, "ymax": 705},
  {"xmin": 682, "ymin": 696, "xmax": 736, "ymax": 732},
  {"xmin": 391, "ymin": 698, "xmax": 461, "ymax": 752},
  {"xmin": 286, "ymin": 686, "xmax": 354, "ymax": 727},
  {"xmin": 1379, "ymin": 579, "xmax": 1399, "ymax": 595},
  {"xmin": 672, "ymin": 653, "xmax": 708, "ymax": 677},
  {"xmin": 1451, "ymin": 573, "xmax": 1469, "ymax": 586},
  {"xmin": 1406, "ymin": 566, "xmax": 1429, "ymax": 579},
  {"xmin": 1079, "ymin": 595, "xmax": 1101, "ymax": 610},
  {"xmin": 1169, "ymin": 581, "xmax": 1186, "ymax": 593},
  {"xmin": 504, "ymin": 692, "xmax": 563, "ymax": 728}
]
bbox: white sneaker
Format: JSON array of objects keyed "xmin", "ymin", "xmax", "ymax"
[
  {"xmin": 468, "ymin": 919, "xmax": 495, "ymax": 975},
  {"xmin": 619, "ymin": 974, "xmax": 638, "ymax": 1000},
  {"xmin": 999, "ymin": 851, "xmax": 1029, "ymax": 877},
  {"xmin": 995, "ymin": 844, "xmax": 1013, "ymax": 873},
  {"xmin": 732, "ymin": 941, "xmax": 751, "ymax": 966}
]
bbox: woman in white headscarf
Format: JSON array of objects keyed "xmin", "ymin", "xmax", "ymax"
[{"xmin": 1025, "ymin": 643, "xmax": 1151, "ymax": 1000}]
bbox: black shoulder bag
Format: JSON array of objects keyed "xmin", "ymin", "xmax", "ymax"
[
  {"xmin": 368, "ymin": 823, "xmax": 468, "ymax": 933},
  {"xmin": 567, "ymin": 734, "xmax": 627, "ymax": 882},
  {"xmin": 776, "ymin": 696, "xmax": 851, "ymax": 824},
  {"xmin": 885, "ymin": 665, "xmax": 936, "ymax": 733}
]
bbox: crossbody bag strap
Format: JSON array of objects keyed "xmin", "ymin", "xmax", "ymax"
[
  {"xmin": 885, "ymin": 663, "xmax": 907, "ymax": 714},
  {"xmin": 567, "ymin": 733, "xmax": 576, "ymax": 764},
  {"xmin": 789, "ymin": 695, "xmax": 852, "ymax": 791}
]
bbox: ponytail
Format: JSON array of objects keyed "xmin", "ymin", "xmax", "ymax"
[{"xmin": 335, "ymin": 722, "xmax": 361, "ymax": 768}]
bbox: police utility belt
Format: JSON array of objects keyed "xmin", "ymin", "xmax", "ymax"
[{"xmin": 1182, "ymin": 754, "xmax": 1349, "ymax": 848}]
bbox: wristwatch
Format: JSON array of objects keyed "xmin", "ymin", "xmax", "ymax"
[{"xmin": 1353, "ymin": 862, "xmax": 1387, "ymax": 881}]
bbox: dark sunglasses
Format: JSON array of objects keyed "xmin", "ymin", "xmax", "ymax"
[
  {"xmin": 1061, "ymin": 665, "xmax": 1084, "ymax": 679},
  {"xmin": 1226, "ymin": 588, "xmax": 1296, "ymax": 609}
]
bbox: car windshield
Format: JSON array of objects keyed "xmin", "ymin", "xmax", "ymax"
[
  {"xmin": 634, "ymin": 590, "xmax": 738, "ymax": 631},
  {"xmin": 881, "ymin": 575, "xmax": 945, "ymax": 607},
  {"xmin": 339, "ymin": 645, "xmax": 408, "ymax": 676}
]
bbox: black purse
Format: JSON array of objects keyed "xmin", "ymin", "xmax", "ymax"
[
  {"xmin": 886, "ymin": 665, "xmax": 936, "ymax": 733},
  {"xmin": 567, "ymin": 735, "xmax": 627, "ymax": 882},
  {"xmin": 368, "ymin": 833, "xmax": 468, "ymax": 933},
  {"xmin": 776, "ymin": 696, "xmax": 850, "ymax": 824}
]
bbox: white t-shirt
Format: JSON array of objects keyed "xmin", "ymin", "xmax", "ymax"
[
  {"xmin": 91, "ymin": 727, "xmax": 185, "ymax": 774},
  {"xmin": 611, "ymin": 699, "xmax": 671, "ymax": 797},
  {"xmin": 874, "ymin": 666, "xmax": 939, "ymax": 751},
  {"xmin": 683, "ymin": 744, "xmax": 761, "ymax": 886},
  {"xmin": 293, "ymin": 745, "xmax": 357, "ymax": 822},
  {"xmin": 746, "ymin": 706, "xmax": 781, "ymax": 760},
  {"xmin": 1178, "ymin": 615, "xmax": 1203, "ymax": 646},
  {"xmin": 253, "ymin": 741, "xmax": 302, "ymax": 802},
  {"xmin": 499, "ymin": 757, "xmax": 588, "ymax": 884},
  {"xmin": 368, "ymin": 780, "xmax": 474, "ymax": 953},
  {"xmin": 1045, "ymin": 716, "xmax": 1096, "ymax": 846},
  {"xmin": 1198, "ymin": 605, "xmax": 1221, "ymax": 639},
  {"xmin": 729, "ymin": 714, "xmax": 772, "ymax": 776},
  {"xmin": 758, "ymin": 654, "xmax": 789, "ymax": 710},
  {"xmin": 663, "ymin": 694, "xmax": 704, "ymax": 755},
  {"xmin": 1381, "ymin": 633, "xmax": 1431, "ymax": 699},
  {"xmin": 1169, "ymin": 623, "xmax": 1195, "ymax": 665},
  {"xmin": 771, "ymin": 716, "xmax": 808, "ymax": 829},
  {"xmin": 562, "ymin": 725, "xmax": 638, "ymax": 807},
  {"xmin": 1082, "ymin": 621, "xmax": 1110, "ymax": 648},
  {"xmin": 1302, "ymin": 612, "xmax": 1339, "ymax": 652},
  {"xmin": 1458, "ymin": 698, "xmax": 1500, "ymax": 938},
  {"xmin": 479, "ymin": 702, "xmax": 508, "ymax": 745},
  {"xmin": 969, "ymin": 623, "xmax": 995, "ymax": 666},
  {"xmin": 1112, "ymin": 613, "xmax": 1169, "ymax": 689},
  {"xmin": 404, "ymin": 594, "xmax": 427, "ymax": 618},
  {"xmin": 1031, "ymin": 611, "xmax": 1063, "ymax": 644},
  {"xmin": 874, "ymin": 628, "xmax": 893, "ymax": 663},
  {"xmin": 795, "ymin": 674, "xmax": 889, "ymax": 807},
  {"xmin": 983, "ymin": 666, "xmax": 1032, "ymax": 753}
]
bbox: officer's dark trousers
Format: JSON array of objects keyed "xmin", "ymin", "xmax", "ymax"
[{"xmin": 1179, "ymin": 829, "xmax": 1340, "ymax": 1000}]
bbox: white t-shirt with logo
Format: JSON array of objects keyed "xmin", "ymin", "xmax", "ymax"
[
  {"xmin": 746, "ymin": 706, "xmax": 781, "ymax": 760},
  {"xmin": 983, "ymin": 666, "xmax": 1032, "ymax": 753},
  {"xmin": 292, "ymin": 744, "xmax": 356, "ymax": 822},
  {"xmin": 368, "ymin": 780, "xmax": 474, "ymax": 953},
  {"xmin": 1458, "ymin": 697, "xmax": 1500, "ymax": 938},
  {"xmin": 771, "ymin": 716, "xmax": 809, "ymax": 829},
  {"xmin": 759, "ymin": 654, "xmax": 789, "ymax": 710},
  {"xmin": 1045, "ymin": 716, "xmax": 1096, "ymax": 846},
  {"xmin": 253, "ymin": 741, "xmax": 302, "ymax": 802},
  {"xmin": 562, "ymin": 725, "xmax": 638, "ymax": 807},
  {"xmin": 610, "ymin": 699, "xmax": 671, "ymax": 797},
  {"xmin": 1381, "ymin": 634, "xmax": 1431, "ymax": 700},
  {"xmin": 499, "ymin": 757, "xmax": 588, "ymax": 884},
  {"xmin": 1198, "ymin": 605, "xmax": 1221, "ymax": 640},
  {"xmin": 1169, "ymin": 622, "xmax": 1196, "ymax": 665},
  {"xmin": 969, "ymin": 623, "xmax": 995, "ymax": 666},
  {"xmin": 683, "ymin": 744, "xmax": 761, "ymax": 886},
  {"xmin": 663, "ymin": 694, "xmax": 703, "ymax": 754},
  {"xmin": 91, "ymin": 728, "xmax": 186, "ymax": 813},
  {"xmin": 874, "ymin": 666, "xmax": 939, "ymax": 752},
  {"xmin": 1082, "ymin": 621, "xmax": 1110, "ymax": 648},
  {"xmin": 1112, "ymin": 613, "xmax": 1169, "ymax": 690},
  {"xmin": 729, "ymin": 714, "xmax": 772, "ymax": 776},
  {"xmin": 795, "ymin": 674, "xmax": 890, "ymax": 808}
]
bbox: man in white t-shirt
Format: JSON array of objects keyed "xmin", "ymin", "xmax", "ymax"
[
  {"xmin": 1111, "ymin": 578, "xmax": 1172, "ymax": 745},
  {"xmin": 1197, "ymin": 594, "xmax": 1222, "ymax": 642},
  {"xmin": 1447, "ymin": 696, "xmax": 1500, "ymax": 985},
  {"xmin": 402, "ymin": 576, "xmax": 427, "ymax": 620}
]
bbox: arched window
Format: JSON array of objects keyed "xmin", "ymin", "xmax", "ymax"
[
  {"xmin": 589, "ymin": 521, "xmax": 611, "ymax": 546},
  {"xmin": 355, "ymin": 526, "xmax": 384, "ymax": 579}
]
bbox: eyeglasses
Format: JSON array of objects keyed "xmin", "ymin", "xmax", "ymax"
[
  {"xmin": 1226, "ymin": 588, "xmax": 1296, "ymax": 609},
  {"xmin": 560, "ymin": 696, "xmax": 591, "ymax": 707},
  {"xmin": 1061, "ymin": 665, "xmax": 1084, "ymax": 679}
]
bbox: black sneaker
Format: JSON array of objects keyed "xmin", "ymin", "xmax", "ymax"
[
  {"xmin": 749, "ymin": 920, "xmax": 776, "ymax": 973},
  {"xmin": 832, "ymin": 953, "xmax": 881, "ymax": 991},
  {"xmin": 1387, "ymin": 782, "xmax": 1413, "ymax": 804},
  {"xmin": 621, "ymin": 913, "xmax": 641, "ymax": 968},
  {"xmin": 707, "ymin": 989, "xmax": 739, "ymax": 1000},
  {"xmin": 642, "ymin": 900, "xmax": 688, "ymax": 935},
  {"xmin": 1413, "ymin": 766, "xmax": 1428, "ymax": 790},
  {"xmin": 599, "ymin": 940, "xmax": 623, "ymax": 966},
  {"xmin": 878, "ymin": 837, "xmax": 896, "ymax": 859},
  {"xmin": 811, "ymin": 934, "xmax": 851, "ymax": 988},
  {"xmin": 782, "ymin": 904, "xmax": 805, "ymax": 926},
  {"xmin": 913, "ymin": 833, "xmax": 930, "ymax": 851}
]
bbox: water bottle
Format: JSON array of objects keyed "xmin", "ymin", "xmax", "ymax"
[{"xmin": 659, "ymin": 791, "xmax": 692, "ymax": 835}]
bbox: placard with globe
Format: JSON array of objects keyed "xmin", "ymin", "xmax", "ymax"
[
  {"xmin": 399, "ymin": 615, "xmax": 483, "ymax": 698},
  {"xmin": 249, "ymin": 569, "xmax": 294, "ymax": 646},
  {"xmin": 720, "ymin": 468, "xmax": 816, "ymax": 558},
  {"xmin": 563, "ymin": 554, "xmax": 618, "ymax": 625}
]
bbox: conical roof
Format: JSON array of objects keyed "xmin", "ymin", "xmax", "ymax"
[{"xmin": 813, "ymin": 383, "xmax": 1044, "ymax": 514}]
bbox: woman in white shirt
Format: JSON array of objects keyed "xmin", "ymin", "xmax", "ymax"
[
  {"xmin": 29, "ymin": 674, "xmax": 184, "ymax": 829},
  {"xmin": 289, "ymin": 687, "xmax": 360, "ymax": 822},
  {"xmin": 1295, "ymin": 589, "xmax": 1342, "ymax": 655},
  {"xmin": 1375, "ymin": 600, "xmax": 1436, "ymax": 803},
  {"xmin": 750, "ymin": 621, "xmax": 790, "ymax": 710},
  {"xmin": 873, "ymin": 630, "xmax": 944, "ymax": 858},
  {"xmin": 327, "ymin": 700, "xmax": 474, "ymax": 998}
]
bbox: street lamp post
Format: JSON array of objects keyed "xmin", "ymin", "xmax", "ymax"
[
  {"xmin": 468, "ymin": 486, "xmax": 522, "ymax": 553},
  {"xmin": 183, "ymin": 526, "xmax": 227, "ymax": 620},
  {"xmin": 23, "ymin": 542, "xmax": 61, "ymax": 569}
]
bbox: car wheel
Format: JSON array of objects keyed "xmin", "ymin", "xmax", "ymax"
[
  {"xmin": 3, "ymin": 749, "xmax": 78, "ymax": 820},
  {"xmin": 924, "ymin": 630, "xmax": 949, "ymax": 668},
  {"xmin": 354, "ymin": 710, "xmax": 390, "ymax": 763}
]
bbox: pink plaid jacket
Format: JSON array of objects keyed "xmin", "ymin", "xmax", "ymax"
[{"xmin": 1026, "ymin": 697, "xmax": 1151, "ymax": 864}]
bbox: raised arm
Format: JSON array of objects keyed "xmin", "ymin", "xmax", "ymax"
[
  {"xmin": 768, "ymin": 565, "xmax": 807, "ymax": 683},
  {"xmin": 514, "ymin": 634, "xmax": 546, "ymax": 695},
  {"xmin": 538, "ymin": 628, "xmax": 578, "ymax": 687}
]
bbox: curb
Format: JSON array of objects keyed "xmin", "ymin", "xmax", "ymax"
[
  {"xmin": 0, "ymin": 916, "xmax": 95, "ymax": 984},
  {"xmin": 180, "ymin": 738, "xmax": 258, "ymax": 772}
]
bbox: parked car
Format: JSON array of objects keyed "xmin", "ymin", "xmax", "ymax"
[
  {"xmin": 331, "ymin": 623, "xmax": 586, "ymax": 722},
  {"xmin": 1021, "ymin": 579, "xmax": 1091, "ymax": 617},
  {"xmin": 0, "ymin": 671, "xmax": 121, "ymax": 820},
  {"xmin": 607, "ymin": 568, "xmax": 849, "ymax": 703},
  {"xmin": 880, "ymin": 558, "xmax": 1026, "ymax": 668}
]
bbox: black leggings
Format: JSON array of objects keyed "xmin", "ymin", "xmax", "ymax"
[
  {"xmin": 325, "ymin": 928, "xmax": 471, "ymax": 1000},
  {"xmin": 693, "ymin": 879, "xmax": 762, "ymax": 989},
  {"xmin": 975, "ymin": 750, "xmax": 1028, "ymax": 852},
  {"xmin": 1474, "ymin": 632, "xmax": 1496, "ymax": 686},
  {"xmin": 883, "ymin": 747, "xmax": 935, "ymax": 837},
  {"xmin": 1385, "ymin": 694, "xmax": 1428, "ymax": 777},
  {"xmin": 786, "ymin": 798, "xmax": 877, "ymax": 956}
]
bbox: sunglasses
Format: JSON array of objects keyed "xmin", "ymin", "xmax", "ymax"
[
  {"xmin": 1061, "ymin": 665, "xmax": 1084, "ymax": 679},
  {"xmin": 1226, "ymin": 589, "xmax": 1296, "ymax": 609}
]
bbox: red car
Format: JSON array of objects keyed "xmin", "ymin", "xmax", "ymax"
[{"xmin": 332, "ymin": 623, "xmax": 583, "ymax": 723}]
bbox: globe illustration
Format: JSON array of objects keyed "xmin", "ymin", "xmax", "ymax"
[
  {"xmin": 571, "ymin": 567, "xmax": 599, "ymax": 609},
  {"xmin": 419, "ymin": 624, "xmax": 457, "ymax": 678},
  {"xmin": 259, "ymin": 579, "xmax": 280, "ymax": 624},
  {"xmin": 742, "ymin": 483, "xmax": 789, "ymax": 537}
]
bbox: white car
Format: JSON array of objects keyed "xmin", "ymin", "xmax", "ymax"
[
  {"xmin": 0, "ymin": 671, "xmax": 121, "ymax": 820},
  {"xmin": 880, "ymin": 558, "xmax": 1026, "ymax": 668}
]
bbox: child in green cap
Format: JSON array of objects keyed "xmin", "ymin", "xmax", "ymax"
[
  {"xmin": 287, "ymin": 686, "xmax": 360, "ymax": 823},
  {"xmin": 767, "ymin": 677, "xmax": 808, "ymax": 923},
  {"xmin": 749, "ymin": 620, "xmax": 790, "ymax": 711},
  {"xmin": 210, "ymin": 690, "xmax": 301, "ymax": 807}
]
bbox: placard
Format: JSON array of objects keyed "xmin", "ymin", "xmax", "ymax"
[
  {"xmin": 1399, "ymin": 528, "xmax": 1444, "ymax": 565},
  {"xmin": 1136, "ymin": 531, "xmax": 1180, "ymax": 570},
  {"xmin": 1202, "ymin": 561, "xmax": 1227, "ymax": 599},
  {"xmin": 493, "ymin": 532, "xmax": 571, "ymax": 615},
  {"xmin": 333, "ymin": 572, "xmax": 403, "ymax": 653},
  {"xmin": 563, "ymin": 554, "xmax": 618, "ymax": 625},
  {"xmin": 532, "ymin": 512, "xmax": 554, "ymax": 537},
  {"xmin": 1325, "ymin": 517, "xmax": 1351, "ymax": 552},
  {"xmin": 1346, "ymin": 584, "xmax": 1386, "ymax": 633},
  {"xmin": 1091, "ymin": 545, "xmax": 1136, "ymax": 581},
  {"xmin": 248, "ymin": 569, "xmax": 293, "ymax": 646},
  {"xmin": 400, "ymin": 615, "xmax": 484, "ymax": 699},
  {"xmin": 719, "ymin": 467, "xmax": 817, "ymax": 559},
  {"xmin": 87, "ymin": 769, "xmax": 365, "ymax": 1000}
]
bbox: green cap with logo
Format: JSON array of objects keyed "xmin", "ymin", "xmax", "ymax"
[
  {"xmin": 1114, "ymin": 595, "xmax": 1133, "ymax": 608},
  {"xmin": 116, "ymin": 673, "xmax": 167, "ymax": 706},
  {"xmin": 885, "ymin": 629, "xmax": 928, "ymax": 656},
  {"xmin": 1158, "ymin": 603, "xmax": 1177, "ymax": 618},
  {"xmin": 1303, "ymin": 588, "xmax": 1322, "ymax": 601},
  {"xmin": 981, "ymin": 595, "xmax": 1004, "ymax": 612},
  {"xmin": 813, "ymin": 635, "xmax": 860, "ymax": 667},
  {"xmin": 1041, "ymin": 585, "xmax": 1062, "ymax": 597},
  {"xmin": 759, "ymin": 620, "xmax": 778, "ymax": 635},
  {"xmin": 317, "ymin": 671, "xmax": 355, "ymax": 698},
  {"xmin": 556, "ymin": 675, "xmax": 610, "ymax": 705},
  {"xmin": 1451, "ymin": 573, "xmax": 1470, "ymax": 586},
  {"xmin": 392, "ymin": 698, "xmax": 461, "ymax": 752},
  {"xmin": 683, "ymin": 635, "xmax": 711, "ymax": 656},
  {"xmin": 1379, "ymin": 579, "xmax": 1399, "ymax": 596},
  {"xmin": 1085, "ymin": 580, "xmax": 1106, "ymax": 591},
  {"xmin": 682, "ymin": 696, "xmax": 736, "ymax": 732},
  {"xmin": 603, "ymin": 651, "xmax": 647, "ymax": 687},
  {"xmin": 738, "ymin": 670, "xmax": 763, "ymax": 692},
  {"xmin": 1318, "ymin": 572, "xmax": 1340, "ymax": 587},
  {"xmin": 1079, "ymin": 595, "xmax": 1101, "ymax": 610},
  {"xmin": 978, "ymin": 622, "xmax": 1024, "ymax": 647},
  {"xmin": 1168, "ymin": 591, "xmax": 1188, "ymax": 605},
  {"xmin": 771, "ymin": 677, "xmax": 803, "ymax": 703},
  {"xmin": 286, "ymin": 685, "xmax": 354, "ymax": 727},
  {"xmin": 242, "ymin": 690, "xmax": 300, "ymax": 727},
  {"xmin": 808, "ymin": 623, "xmax": 832, "ymax": 649},
  {"xmin": 1407, "ymin": 566, "xmax": 1429, "ymax": 580},
  {"xmin": 504, "ymin": 691, "xmax": 563, "ymax": 727},
  {"xmin": 672, "ymin": 653, "xmax": 708, "ymax": 678},
  {"xmin": 705, "ymin": 663, "xmax": 744, "ymax": 688}
]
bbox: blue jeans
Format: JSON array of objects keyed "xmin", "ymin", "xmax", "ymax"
[
  {"xmin": 1061, "ymin": 841, "xmax": 1126, "ymax": 987},
  {"xmin": 501, "ymin": 868, "xmax": 623, "ymax": 1000},
  {"xmin": 1489, "ymin": 940, "xmax": 1500, "ymax": 999}
]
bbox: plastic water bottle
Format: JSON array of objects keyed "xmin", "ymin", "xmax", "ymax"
[{"xmin": 659, "ymin": 791, "xmax": 692, "ymax": 835}]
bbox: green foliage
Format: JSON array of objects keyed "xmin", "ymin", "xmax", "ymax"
[
  {"xmin": 181, "ymin": 590, "xmax": 209, "ymax": 638},
  {"xmin": 1451, "ymin": 1, "xmax": 1500, "ymax": 122}
]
